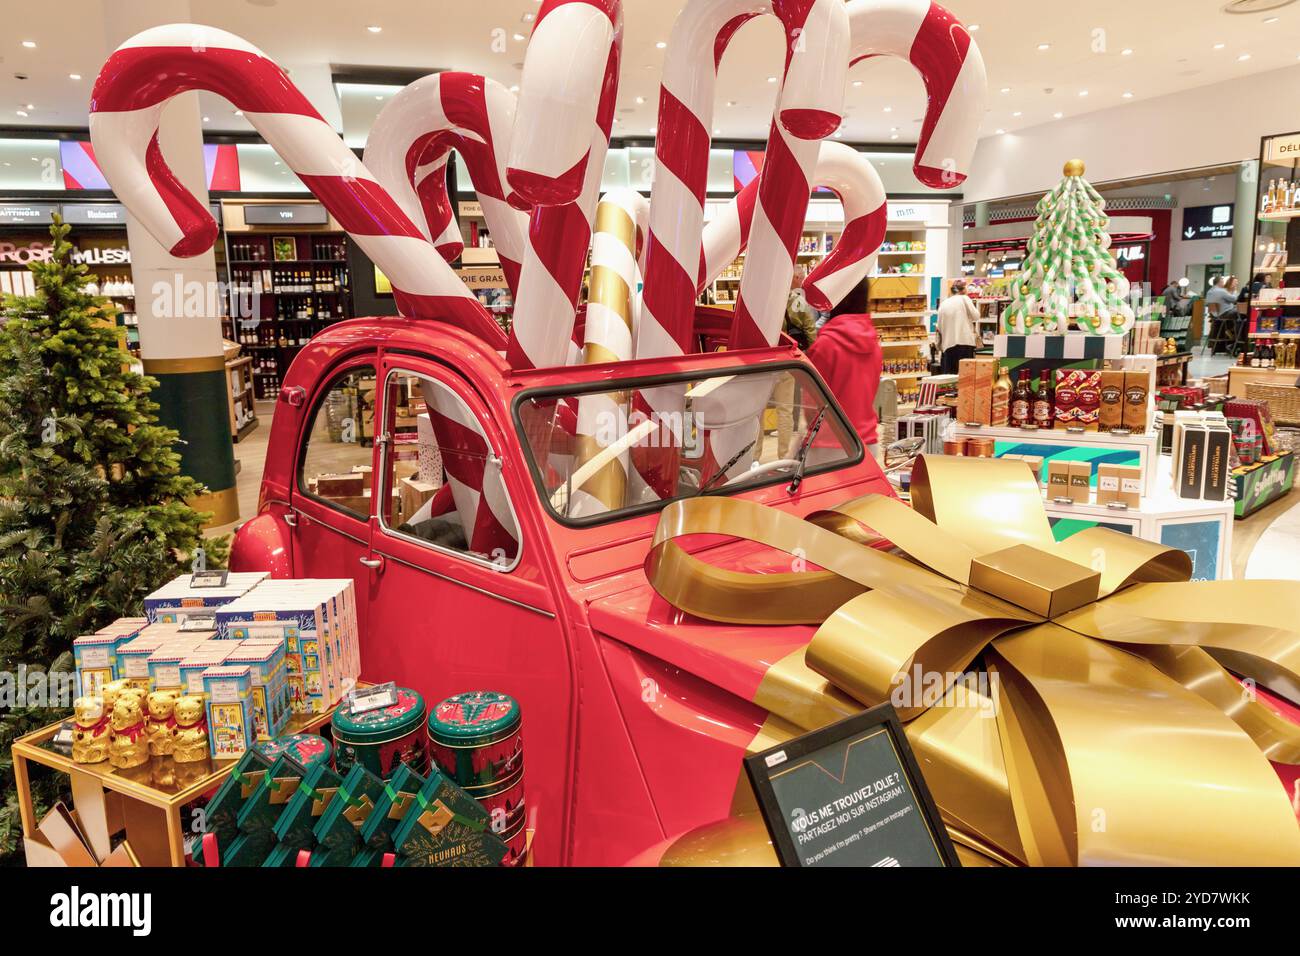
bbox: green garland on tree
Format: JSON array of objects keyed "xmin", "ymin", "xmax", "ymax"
[{"xmin": 0, "ymin": 216, "xmax": 225, "ymax": 863}]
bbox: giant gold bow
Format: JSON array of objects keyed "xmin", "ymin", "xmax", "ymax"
[{"xmin": 648, "ymin": 455, "xmax": 1300, "ymax": 866}]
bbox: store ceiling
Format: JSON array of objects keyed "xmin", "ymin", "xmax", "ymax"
[{"xmin": 2, "ymin": 0, "xmax": 1298, "ymax": 150}]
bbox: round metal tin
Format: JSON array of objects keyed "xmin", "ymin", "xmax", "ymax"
[{"xmin": 332, "ymin": 688, "xmax": 428, "ymax": 779}]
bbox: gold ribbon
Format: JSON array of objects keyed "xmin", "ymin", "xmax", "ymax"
[{"xmin": 646, "ymin": 454, "xmax": 1300, "ymax": 866}]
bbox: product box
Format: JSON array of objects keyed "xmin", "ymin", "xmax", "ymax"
[
  {"xmin": 143, "ymin": 571, "xmax": 269, "ymax": 624},
  {"xmin": 1054, "ymin": 369, "xmax": 1080, "ymax": 428},
  {"xmin": 1067, "ymin": 461, "xmax": 1092, "ymax": 504},
  {"xmin": 972, "ymin": 359, "xmax": 995, "ymax": 426},
  {"xmin": 116, "ymin": 632, "xmax": 172, "ymax": 692},
  {"xmin": 225, "ymin": 753, "xmax": 311, "ymax": 867},
  {"xmin": 72, "ymin": 633, "xmax": 120, "ymax": 697},
  {"xmin": 311, "ymin": 764, "xmax": 388, "ymax": 867},
  {"xmin": 1096, "ymin": 464, "xmax": 1121, "ymax": 505},
  {"xmin": 1074, "ymin": 370, "xmax": 1102, "ymax": 431},
  {"xmin": 1177, "ymin": 422, "xmax": 1208, "ymax": 499},
  {"xmin": 1097, "ymin": 464, "xmax": 1141, "ymax": 507},
  {"xmin": 1098, "ymin": 370, "xmax": 1126, "ymax": 430},
  {"xmin": 179, "ymin": 644, "xmax": 234, "ymax": 698},
  {"xmin": 202, "ymin": 665, "xmax": 256, "ymax": 760},
  {"xmin": 315, "ymin": 473, "xmax": 366, "ymax": 498},
  {"xmin": 957, "ymin": 359, "xmax": 975, "ymax": 422},
  {"xmin": 146, "ymin": 644, "xmax": 194, "ymax": 693},
  {"xmin": 1047, "ymin": 460, "xmax": 1072, "ymax": 500},
  {"xmin": 1122, "ymin": 370, "xmax": 1150, "ymax": 433},
  {"xmin": 272, "ymin": 760, "xmax": 344, "ymax": 854},
  {"xmin": 197, "ymin": 745, "xmax": 279, "ymax": 866},
  {"xmin": 1223, "ymin": 399, "xmax": 1277, "ymax": 456},
  {"xmin": 390, "ymin": 767, "xmax": 508, "ymax": 867},
  {"xmin": 1203, "ymin": 424, "xmax": 1233, "ymax": 501},
  {"xmin": 224, "ymin": 639, "xmax": 290, "ymax": 740},
  {"xmin": 361, "ymin": 764, "xmax": 427, "ymax": 852}
]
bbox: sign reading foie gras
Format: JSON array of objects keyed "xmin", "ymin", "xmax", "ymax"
[{"xmin": 745, "ymin": 704, "xmax": 957, "ymax": 867}]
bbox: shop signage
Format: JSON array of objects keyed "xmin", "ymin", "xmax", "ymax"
[
  {"xmin": 0, "ymin": 203, "xmax": 57, "ymax": 225},
  {"xmin": 243, "ymin": 203, "xmax": 328, "ymax": 225},
  {"xmin": 744, "ymin": 704, "xmax": 957, "ymax": 867},
  {"xmin": 1265, "ymin": 133, "xmax": 1300, "ymax": 162},
  {"xmin": 61, "ymin": 202, "xmax": 128, "ymax": 226},
  {"xmin": 1181, "ymin": 204, "xmax": 1233, "ymax": 241},
  {"xmin": 457, "ymin": 267, "xmax": 509, "ymax": 290},
  {"xmin": 458, "ymin": 200, "xmax": 483, "ymax": 218}
]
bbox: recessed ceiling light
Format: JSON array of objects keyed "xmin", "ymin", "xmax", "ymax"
[
  {"xmin": 68, "ymin": 73, "xmax": 81, "ymax": 80},
  {"xmin": 890, "ymin": 126, "xmax": 898, "ymax": 132},
  {"xmin": 995, "ymin": 128, "xmax": 1006, "ymax": 135},
  {"xmin": 883, "ymin": 105, "xmax": 892, "ymax": 112},
  {"xmin": 969, "ymin": 24, "xmax": 980, "ymax": 31},
  {"xmin": 766, "ymin": 76, "xmax": 777, "ymax": 83},
  {"xmin": 1079, "ymin": 90, "xmax": 1089, "ymax": 97},
  {"xmin": 1037, "ymin": 42, "xmax": 1050, "ymax": 51},
  {"xmin": 21, "ymin": 40, "xmax": 35, "ymax": 48},
  {"xmin": 725, "ymin": 100, "xmax": 737, "ymax": 107},
  {"xmin": 1000, "ymin": 87, "xmax": 1011, "ymax": 93},
  {"xmin": 1053, "ymin": 111, "xmax": 1064, "ymax": 119},
  {"xmin": 656, "ymin": 41, "xmax": 666, "ymax": 49},
  {"xmin": 1214, "ymin": 42, "xmax": 1226, "ymax": 49},
  {"xmin": 522, "ymin": 12, "xmax": 535, "ymax": 22},
  {"xmin": 833, "ymin": 130, "xmax": 843, "ymax": 138},
  {"xmin": 1122, "ymin": 91, "xmax": 1134, "ymax": 98},
  {"xmin": 649, "ymin": 125, "xmax": 657, "ymax": 134},
  {"xmin": 366, "ymin": 25, "xmax": 381, "ymax": 33},
  {"xmin": 374, "ymin": 94, "xmax": 383, "ymax": 100},
  {"xmin": 1012, "ymin": 111, "xmax": 1022, "ymax": 117},
  {"xmin": 202, "ymin": 116, "xmax": 210, "ymax": 122},
  {"xmin": 509, "ymin": 84, "xmax": 519, "ymax": 93},
  {"xmin": 16, "ymin": 110, "xmax": 27, "ymax": 117},
  {"xmin": 852, "ymin": 79, "xmax": 863, "ymax": 87},
  {"xmin": 25, "ymin": 103, "xmax": 34, "ymax": 110},
  {"xmin": 234, "ymin": 109, "xmax": 243, "ymax": 116},
  {"xmin": 513, "ymin": 33, "xmax": 526, "ymax": 41},
  {"xmin": 1238, "ymin": 52, "xmax": 1252, "ymax": 61},
  {"xmin": 1265, "ymin": 16, "xmax": 1280, "ymax": 23},
  {"xmin": 1121, "ymin": 48, "xmax": 1134, "ymax": 56},
  {"xmin": 634, "ymin": 95, "xmax": 645, "ymax": 104},
  {"xmin": 890, "ymin": 133, "xmax": 900, "ymax": 140}
]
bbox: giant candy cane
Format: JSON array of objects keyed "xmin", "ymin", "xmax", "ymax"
[
  {"xmin": 700, "ymin": 141, "xmax": 888, "ymax": 312},
  {"xmin": 505, "ymin": 0, "xmax": 622, "ymax": 372},
  {"xmin": 88, "ymin": 24, "xmax": 505, "ymax": 349},
  {"xmin": 364, "ymin": 72, "xmax": 529, "ymax": 297},
  {"xmin": 632, "ymin": 0, "xmax": 849, "ymax": 500}
]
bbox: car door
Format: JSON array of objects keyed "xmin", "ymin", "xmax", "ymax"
[
  {"xmin": 362, "ymin": 355, "xmax": 574, "ymax": 865},
  {"xmin": 289, "ymin": 359, "xmax": 380, "ymax": 640}
]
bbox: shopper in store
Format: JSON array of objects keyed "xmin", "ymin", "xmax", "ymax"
[
  {"xmin": 806, "ymin": 280, "xmax": 883, "ymax": 462},
  {"xmin": 1206, "ymin": 275, "xmax": 1238, "ymax": 319},
  {"xmin": 936, "ymin": 278, "xmax": 979, "ymax": 374},
  {"xmin": 1161, "ymin": 277, "xmax": 1192, "ymax": 316}
]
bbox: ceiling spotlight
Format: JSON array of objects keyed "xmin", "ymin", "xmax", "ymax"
[
  {"xmin": 1012, "ymin": 111, "xmax": 1022, "ymax": 117},
  {"xmin": 234, "ymin": 109, "xmax": 244, "ymax": 116},
  {"xmin": 883, "ymin": 105, "xmax": 892, "ymax": 112},
  {"xmin": 656, "ymin": 41, "xmax": 667, "ymax": 49},
  {"xmin": 968, "ymin": 24, "xmax": 980, "ymax": 31},
  {"xmin": 1265, "ymin": 16, "xmax": 1280, "ymax": 24},
  {"xmin": 890, "ymin": 133, "xmax": 899, "ymax": 140},
  {"xmin": 1037, "ymin": 42, "xmax": 1050, "ymax": 51},
  {"xmin": 833, "ymin": 130, "xmax": 843, "ymax": 138},
  {"xmin": 1122, "ymin": 91, "xmax": 1134, "ymax": 98},
  {"xmin": 21, "ymin": 40, "xmax": 35, "ymax": 48},
  {"xmin": 522, "ymin": 12, "xmax": 535, "ymax": 22},
  {"xmin": 649, "ymin": 125, "xmax": 657, "ymax": 134},
  {"xmin": 1121, "ymin": 48, "xmax": 1134, "ymax": 56},
  {"xmin": 766, "ymin": 76, "xmax": 777, "ymax": 83},
  {"xmin": 203, "ymin": 116, "xmax": 210, "ymax": 122},
  {"xmin": 509, "ymin": 84, "xmax": 519, "ymax": 92},
  {"xmin": 1078, "ymin": 90, "xmax": 1089, "ymax": 97},
  {"xmin": 68, "ymin": 73, "xmax": 81, "ymax": 80},
  {"xmin": 1214, "ymin": 42, "xmax": 1226, "ymax": 49},
  {"xmin": 995, "ymin": 128, "xmax": 1005, "ymax": 135},
  {"xmin": 635, "ymin": 95, "xmax": 645, "ymax": 104},
  {"xmin": 1000, "ymin": 87, "xmax": 1011, "ymax": 93},
  {"xmin": 725, "ymin": 100, "xmax": 737, "ymax": 106},
  {"xmin": 1053, "ymin": 111, "xmax": 1064, "ymax": 119},
  {"xmin": 1238, "ymin": 52, "xmax": 1252, "ymax": 61},
  {"xmin": 852, "ymin": 79, "xmax": 863, "ymax": 87},
  {"xmin": 513, "ymin": 33, "xmax": 526, "ymax": 41},
  {"xmin": 366, "ymin": 25, "xmax": 381, "ymax": 33},
  {"xmin": 16, "ymin": 110, "xmax": 27, "ymax": 117},
  {"xmin": 25, "ymin": 103, "xmax": 34, "ymax": 110},
  {"xmin": 374, "ymin": 94, "xmax": 383, "ymax": 100}
]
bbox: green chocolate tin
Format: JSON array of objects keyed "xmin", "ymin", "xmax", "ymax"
[
  {"xmin": 427, "ymin": 691, "xmax": 522, "ymax": 788},
  {"xmin": 332, "ymin": 687, "xmax": 428, "ymax": 779},
  {"xmin": 256, "ymin": 733, "xmax": 332, "ymax": 770}
]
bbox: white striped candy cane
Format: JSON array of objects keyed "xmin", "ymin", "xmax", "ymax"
[
  {"xmin": 699, "ymin": 141, "xmax": 888, "ymax": 312},
  {"xmin": 506, "ymin": 0, "xmax": 623, "ymax": 372},
  {"xmin": 364, "ymin": 72, "xmax": 529, "ymax": 297},
  {"xmin": 88, "ymin": 24, "xmax": 505, "ymax": 349}
]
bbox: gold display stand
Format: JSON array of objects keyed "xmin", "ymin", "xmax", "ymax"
[{"xmin": 12, "ymin": 702, "xmax": 349, "ymax": 867}]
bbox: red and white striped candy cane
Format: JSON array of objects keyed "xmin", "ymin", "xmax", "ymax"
[
  {"xmin": 364, "ymin": 72, "xmax": 529, "ymax": 296},
  {"xmin": 632, "ymin": 0, "xmax": 849, "ymax": 499},
  {"xmin": 505, "ymin": 0, "xmax": 622, "ymax": 372},
  {"xmin": 699, "ymin": 141, "xmax": 888, "ymax": 312},
  {"xmin": 418, "ymin": 380, "xmax": 519, "ymax": 562},
  {"xmin": 88, "ymin": 24, "xmax": 504, "ymax": 349},
  {"xmin": 846, "ymin": 0, "xmax": 986, "ymax": 190},
  {"xmin": 725, "ymin": 0, "xmax": 851, "ymax": 351}
]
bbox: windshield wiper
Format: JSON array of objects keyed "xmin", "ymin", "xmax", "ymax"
[
  {"xmin": 786, "ymin": 407, "xmax": 827, "ymax": 495},
  {"xmin": 695, "ymin": 439, "xmax": 757, "ymax": 496}
]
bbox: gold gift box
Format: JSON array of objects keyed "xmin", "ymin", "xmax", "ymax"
[{"xmin": 970, "ymin": 544, "xmax": 1100, "ymax": 618}]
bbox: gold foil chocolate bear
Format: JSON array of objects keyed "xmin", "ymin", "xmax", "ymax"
[
  {"xmin": 145, "ymin": 689, "xmax": 180, "ymax": 756},
  {"xmin": 71, "ymin": 696, "xmax": 111, "ymax": 764},
  {"xmin": 108, "ymin": 695, "xmax": 150, "ymax": 770},
  {"xmin": 102, "ymin": 678, "xmax": 146, "ymax": 713},
  {"xmin": 171, "ymin": 695, "xmax": 209, "ymax": 764}
]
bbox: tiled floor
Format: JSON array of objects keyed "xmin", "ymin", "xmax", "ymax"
[{"xmin": 1245, "ymin": 492, "xmax": 1300, "ymax": 580}]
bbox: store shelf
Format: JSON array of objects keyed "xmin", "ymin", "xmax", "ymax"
[
  {"xmin": 1258, "ymin": 208, "xmax": 1300, "ymax": 223},
  {"xmin": 882, "ymin": 371, "xmax": 926, "ymax": 380},
  {"xmin": 872, "ymin": 311, "xmax": 932, "ymax": 319},
  {"xmin": 879, "ymin": 339, "xmax": 930, "ymax": 348},
  {"xmin": 951, "ymin": 423, "xmax": 1161, "ymax": 497}
]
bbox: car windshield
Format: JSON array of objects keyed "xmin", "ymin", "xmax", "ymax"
[{"xmin": 514, "ymin": 363, "xmax": 861, "ymax": 525}]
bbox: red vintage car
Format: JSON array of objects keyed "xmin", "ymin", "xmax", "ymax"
[{"xmin": 231, "ymin": 307, "xmax": 889, "ymax": 867}]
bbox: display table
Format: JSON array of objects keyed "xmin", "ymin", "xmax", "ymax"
[
  {"xmin": 1227, "ymin": 364, "xmax": 1300, "ymax": 395},
  {"xmin": 12, "ymin": 698, "xmax": 351, "ymax": 867},
  {"xmin": 949, "ymin": 426, "xmax": 1232, "ymax": 580},
  {"xmin": 1234, "ymin": 451, "xmax": 1296, "ymax": 518}
]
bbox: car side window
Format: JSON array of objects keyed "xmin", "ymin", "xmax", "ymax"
[
  {"xmin": 379, "ymin": 370, "xmax": 521, "ymax": 570},
  {"xmin": 299, "ymin": 366, "xmax": 376, "ymax": 520}
]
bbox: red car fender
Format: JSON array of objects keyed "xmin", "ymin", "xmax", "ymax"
[{"xmin": 230, "ymin": 513, "xmax": 293, "ymax": 578}]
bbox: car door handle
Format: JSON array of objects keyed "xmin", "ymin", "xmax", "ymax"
[
  {"xmin": 283, "ymin": 513, "xmax": 297, "ymax": 527},
  {"xmin": 359, "ymin": 556, "xmax": 384, "ymax": 570}
]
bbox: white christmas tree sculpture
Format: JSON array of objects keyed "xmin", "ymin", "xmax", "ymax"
[{"xmin": 1002, "ymin": 159, "xmax": 1135, "ymax": 335}]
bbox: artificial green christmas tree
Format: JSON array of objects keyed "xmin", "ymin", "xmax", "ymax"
[
  {"xmin": 0, "ymin": 217, "xmax": 224, "ymax": 862},
  {"xmin": 1002, "ymin": 159, "xmax": 1135, "ymax": 336}
]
